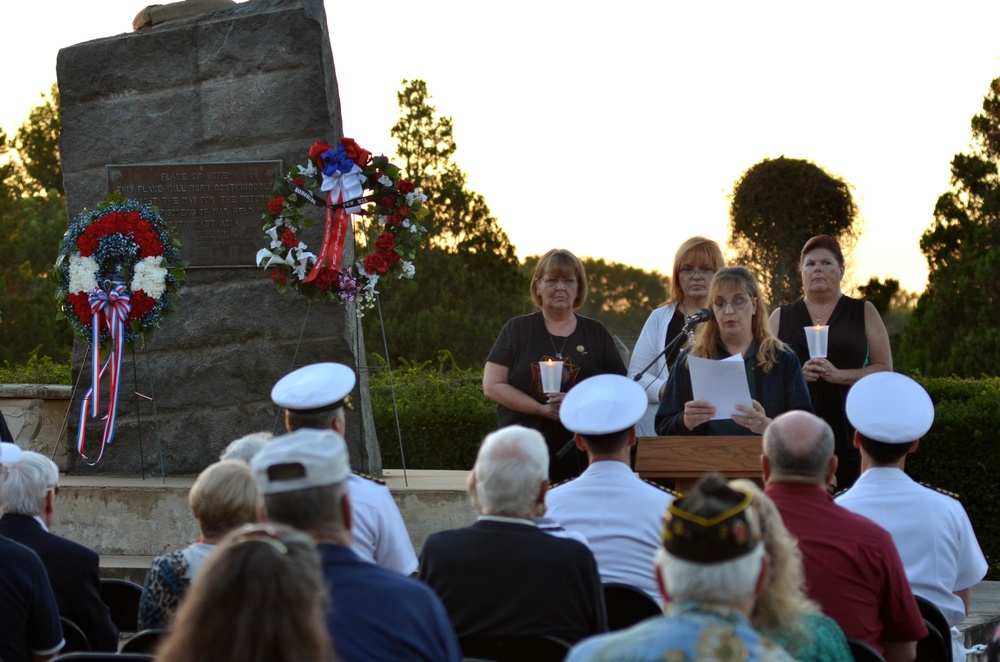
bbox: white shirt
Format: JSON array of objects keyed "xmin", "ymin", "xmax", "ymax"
[
  {"xmin": 836, "ymin": 467, "xmax": 987, "ymax": 658},
  {"xmin": 348, "ymin": 473, "xmax": 418, "ymax": 575},
  {"xmin": 627, "ymin": 303, "xmax": 678, "ymax": 437},
  {"xmin": 545, "ymin": 460, "xmax": 674, "ymax": 604}
]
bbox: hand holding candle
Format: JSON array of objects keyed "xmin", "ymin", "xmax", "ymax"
[
  {"xmin": 804, "ymin": 325, "xmax": 829, "ymax": 359},
  {"xmin": 540, "ymin": 359, "xmax": 564, "ymax": 393}
]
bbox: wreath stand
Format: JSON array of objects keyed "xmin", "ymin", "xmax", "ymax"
[{"xmin": 53, "ymin": 343, "xmax": 167, "ymax": 482}]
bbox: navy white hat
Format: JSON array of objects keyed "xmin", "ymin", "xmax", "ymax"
[
  {"xmin": 559, "ymin": 374, "xmax": 646, "ymax": 435},
  {"xmin": 0, "ymin": 442, "xmax": 22, "ymax": 464},
  {"xmin": 846, "ymin": 372, "xmax": 934, "ymax": 444},
  {"xmin": 271, "ymin": 363, "xmax": 356, "ymax": 412},
  {"xmin": 250, "ymin": 428, "xmax": 350, "ymax": 495}
]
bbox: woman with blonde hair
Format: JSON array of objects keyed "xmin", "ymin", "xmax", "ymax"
[
  {"xmin": 655, "ymin": 266, "xmax": 812, "ymax": 436},
  {"xmin": 139, "ymin": 460, "xmax": 261, "ymax": 629},
  {"xmin": 628, "ymin": 236, "xmax": 725, "ymax": 436},
  {"xmin": 729, "ymin": 479, "xmax": 852, "ymax": 661},
  {"xmin": 154, "ymin": 523, "xmax": 335, "ymax": 662}
]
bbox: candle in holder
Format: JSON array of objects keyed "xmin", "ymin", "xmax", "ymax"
[
  {"xmin": 539, "ymin": 359, "xmax": 564, "ymax": 393},
  {"xmin": 803, "ymin": 325, "xmax": 829, "ymax": 359}
]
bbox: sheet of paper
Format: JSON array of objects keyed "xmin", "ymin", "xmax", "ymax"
[{"xmin": 688, "ymin": 354, "xmax": 753, "ymax": 420}]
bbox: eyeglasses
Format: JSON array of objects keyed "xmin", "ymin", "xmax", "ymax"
[
  {"xmin": 539, "ymin": 277, "xmax": 577, "ymax": 288},
  {"xmin": 712, "ymin": 296, "xmax": 756, "ymax": 312},
  {"xmin": 679, "ymin": 268, "xmax": 714, "ymax": 277}
]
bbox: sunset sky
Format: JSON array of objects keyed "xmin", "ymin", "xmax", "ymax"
[{"xmin": 5, "ymin": 1, "xmax": 1000, "ymax": 295}]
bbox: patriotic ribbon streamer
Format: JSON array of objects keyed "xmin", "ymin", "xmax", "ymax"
[
  {"xmin": 76, "ymin": 282, "xmax": 131, "ymax": 464},
  {"xmin": 302, "ymin": 146, "xmax": 363, "ymax": 283}
]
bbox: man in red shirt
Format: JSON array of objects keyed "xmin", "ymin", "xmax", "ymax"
[{"xmin": 762, "ymin": 410, "xmax": 926, "ymax": 662}]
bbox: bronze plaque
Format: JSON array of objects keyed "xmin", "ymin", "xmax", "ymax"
[{"xmin": 107, "ymin": 161, "xmax": 282, "ymax": 267}]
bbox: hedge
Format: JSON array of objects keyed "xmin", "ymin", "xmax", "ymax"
[{"xmin": 372, "ymin": 369, "xmax": 1000, "ymax": 578}]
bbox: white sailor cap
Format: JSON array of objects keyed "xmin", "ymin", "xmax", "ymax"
[
  {"xmin": 271, "ymin": 363, "xmax": 356, "ymax": 412},
  {"xmin": 251, "ymin": 428, "xmax": 350, "ymax": 495},
  {"xmin": 846, "ymin": 372, "xmax": 934, "ymax": 444},
  {"xmin": 0, "ymin": 442, "xmax": 23, "ymax": 464},
  {"xmin": 559, "ymin": 374, "xmax": 646, "ymax": 435}
]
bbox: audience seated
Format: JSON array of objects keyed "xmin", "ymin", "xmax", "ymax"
[
  {"xmin": 763, "ymin": 410, "xmax": 926, "ymax": 661},
  {"xmin": 729, "ymin": 479, "xmax": 852, "ymax": 660},
  {"xmin": 154, "ymin": 523, "xmax": 334, "ymax": 662},
  {"xmin": 251, "ymin": 428, "xmax": 462, "ymax": 662},
  {"xmin": 419, "ymin": 425, "xmax": 607, "ymax": 645},
  {"xmin": 0, "ymin": 451, "xmax": 118, "ymax": 652},
  {"xmin": 139, "ymin": 460, "xmax": 260, "ymax": 629},
  {"xmin": 566, "ymin": 473, "xmax": 794, "ymax": 661},
  {"xmin": 546, "ymin": 374, "xmax": 675, "ymax": 606}
]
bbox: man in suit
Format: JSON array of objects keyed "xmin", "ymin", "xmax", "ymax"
[
  {"xmin": 0, "ymin": 451, "xmax": 119, "ymax": 652},
  {"xmin": 419, "ymin": 425, "xmax": 607, "ymax": 644}
]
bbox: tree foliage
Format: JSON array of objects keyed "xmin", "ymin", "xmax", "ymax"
[
  {"xmin": 0, "ymin": 84, "xmax": 72, "ymax": 366},
  {"xmin": 899, "ymin": 77, "xmax": 1000, "ymax": 377},
  {"xmin": 729, "ymin": 156, "xmax": 860, "ymax": 307},
  {"xmin": 363, "ymin": 80, "xmax": 530, "ymax": 367}
]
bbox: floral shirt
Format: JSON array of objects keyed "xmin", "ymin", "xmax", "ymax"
[{"xmin": 566, "ymin": 601, "xmax": 795, "ymax": 662}]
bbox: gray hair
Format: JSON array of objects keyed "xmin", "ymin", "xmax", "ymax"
[
  {"xmin": 763, "ymin": 412, "xmax": 834, "ymax": 481},
  {"xmin": 221, "ymin": 432, "xmax": 274, "ymax": 463},
  {"xmin": 657, "ymin": 544, "xmax": 765, "ymax": 605},
  {"xmin": 0, "ymin": 451, "xmax": 59, "ymax": 515},
  {"xmin": 471, "ymin": 426, "xmax": 549, "ymax": 518}
]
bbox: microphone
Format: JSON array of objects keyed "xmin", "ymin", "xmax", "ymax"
[{"xmin": 685, "ymin": 308, "xmax": 712, "ymax": 326}]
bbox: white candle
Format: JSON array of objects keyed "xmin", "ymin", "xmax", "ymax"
[
  {"xmin": 540, "ymin": 359, "xmax": 564, "ymax": 393},
  {"xmin": 803, "ymin": 325, "xmax": 829, "ymax": 359}
]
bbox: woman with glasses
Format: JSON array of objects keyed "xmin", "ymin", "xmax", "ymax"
[
  {"xmin": 627, "ymin": 236, "xmax": 725, "ymax": 437},
  {"xmin": 155, "ymin": 523, "xmax": 335, "ymax": 662},
  {"xmin": 484, "ymin": 248, "xmax": 627, "ymax": 481},
  {"xmin": 654, "ymin": 266, "xmax": 812, "ymax": 436},
  {"xmin": 769, "ymin": 235, "xmax": 892, "ymax": 489}
]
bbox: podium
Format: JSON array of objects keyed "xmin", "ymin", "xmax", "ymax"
[{"xmin": 635, "ymin": 436, "xmax": 763, "ymax": 493}]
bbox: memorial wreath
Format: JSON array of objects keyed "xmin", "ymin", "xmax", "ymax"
[
  {"xmin": 256, "ymin": 138, "xmax": 429, "ymax": 313},
  {"xmin": 54, "ymin": 192, "xmax": 186, "ymax": 462}
]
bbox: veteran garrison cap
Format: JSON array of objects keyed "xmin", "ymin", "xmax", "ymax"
[
  {"xmin": 662, "ymin": 472, "xmax": 760, "ymax": 563},
  {"xmin": 846, "ymin": 372, "xmax": 934, "ymax": 444},
  {"xmin": 251, "ymin": 428, "xmax": 350, "ymax": 495},
  {"xmin": 559, "ymin": 374, "xmax": 646, "ymax": 435},
  {"xmin": 271, "ymin": 362, "xmax": 355, "ymax": 413}
]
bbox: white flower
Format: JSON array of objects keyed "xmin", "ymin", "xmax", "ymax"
[
  {"xmin": 405, "ymin": 190, "xmax": 428, "ymax": 206},
  {"xmin": 410, "ymin": 223, "xmax": 420, "ymax": 233},
  {"xmin": 298, "ymin": 160, "xmax": 317, "ymax": 178},
  {"xmin": 401, "ymin": 219, "xmax": 411, "ymax": 229},
  {"xmin": 132, "ymin": 256, "xmax": 168, "ymax": 299},
  {"xmin": 399, "ymin": 261, "xmax": 415, "ymax": 278},
  {"xmin": 68, "ymin": 255, "xmax": 99, "ymax": 294},
  {"xmin": 266, "ymin": 226, "xmax": 282, "ymax": 250},
  {"xmin": 377, "ymin": 215, "xmax": 388, "ymax": 226},
  {"xmin": 378, "ymin": 174, "xmax": 393, "ymax": 187}
]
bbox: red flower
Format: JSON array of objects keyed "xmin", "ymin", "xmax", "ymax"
[
  {"xmin": 268, "ymin": 197, "xmax": 285, "ymax": 214},
  {"xmin": 293, "ymin": 177, "xmax": 306, "ymax": 186},
  {"xmin": 315, "ymin": 266, "xmax": 337, "ymax": 291},
  {"xmin": 68, "ymin": 292, "xmax": 93, "ymax": 325},
  {"xmin": 309, "ymin": 141, "xmax": 334, "ymax": 164},
  {"xmin": 396, "ymin": 180, "xmax": 415, "ymax": 195},
  {"xmin": 280, "ymin": 228, "xmax": 299, "ymax": 248},
  {"xmin": 340, "ymin": 137, "xmax": 372, "ymax": 167},
  {"xmin": 374, "ymin": 231, "xmax": 396, "ymax": 256},
  {"xmin": 398, "ymin": 206, "xmax": 410, "ymax": 218},
  {"xmin": 386, "ymin": 211, "xmax": 404, "ymax": 227},
  {"xmin": 362, "ymin": 253, "xmax": 388, "ymax": 275},
  {"xmin": 129, "ymin": 291, "xmax": 156, "ymax": 319},
  {"xmin": 270, "ymin": 270, "xmax": 287, "ymax": 285},
  {"xmin": 380, "ymin": 194, "xmax": 396, "ymax": 208}
]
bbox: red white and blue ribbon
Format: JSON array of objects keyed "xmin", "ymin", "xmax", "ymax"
[
  {"xmin": 303, "ymin": 144, "xmax": 362, "ymax": 283},
  {"xmin": 76, "ymin": 282, "xmax": 131, "ymax": 464}
]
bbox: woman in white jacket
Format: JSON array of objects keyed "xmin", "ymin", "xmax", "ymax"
[{"xmin": 627, "ymin": 237, "xmax": 725, "ymax": 436}]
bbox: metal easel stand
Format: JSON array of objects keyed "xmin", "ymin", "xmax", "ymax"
[
  {"xmin": 272, "ymin": 298, "xmax": 314, "ymax": 436},
  {"xmin": 368, "ymin": 294, "xmax": 408, "ymax": 486}
]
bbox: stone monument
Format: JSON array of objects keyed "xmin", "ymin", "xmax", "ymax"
[{"xmin": 56, "ymin": 0, "xmax": 381, "ymax": 475}]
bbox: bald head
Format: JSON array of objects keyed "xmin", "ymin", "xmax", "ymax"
[{"xmin": 762, "ymin": 411, "xmax": 835, "ymax": 485}]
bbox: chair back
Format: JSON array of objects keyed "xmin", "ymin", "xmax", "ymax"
[
  {"xmin": 52, "ymin": 654, "xmax": 154, "ymax": 662},
  {"xmin": 459, "ymin": 635, "xmax": 572, "ymax": 662},
  {"xmin": 847, "ymin": 638, "xmax": 886, "ymax": 662},
  {"xmin": 99, "ymin": 578, "xmax": 144, "ymax": 633},
  {"xmin": 915, "ymin": 596, "xmax": 953, "ymax": 662},
  {"xmin": 602, "ymin": 583, "xmax": 661, "ymax": 631},
  {"xmin": 59, "ymin": 617, "xmax": 90, "ymax": 653},
  {"xmin": 120, "ymin": 628, "xmax": 167, "ymax": 654}
]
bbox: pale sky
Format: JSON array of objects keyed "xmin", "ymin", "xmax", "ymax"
[{"xmin": 5, "ymin": 1, "xmax": 1000, "ymax": 294}]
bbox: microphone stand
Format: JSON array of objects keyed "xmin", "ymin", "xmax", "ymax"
[{"xmin": 632, "ymin": 314, "xmax": 702, "ymax": 382}]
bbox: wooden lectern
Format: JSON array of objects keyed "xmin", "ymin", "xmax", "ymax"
[{"xmin": 635, "ymin": 436, "xmax": 763, "ymax": 493}]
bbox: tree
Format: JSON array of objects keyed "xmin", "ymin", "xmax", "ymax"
[
  {"xmin": 899, "ymin": 77, "xmax": 1000, "ymax": 377},
  {"xmin": 0, "ymin": 85, "xmax": 72, "ymax": 366},
  {"xmin": 362, "ymin": 80, "xmax": 530, "ymax": 367},
  {"xmin": 729, "ymin": 156, "xmax": 860, "ymax": 307}
]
